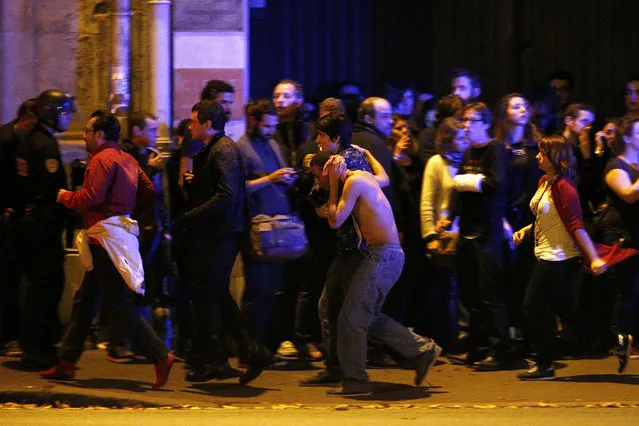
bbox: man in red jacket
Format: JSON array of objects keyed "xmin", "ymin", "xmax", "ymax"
[{"xmin": 40, "ymin": 111, "xmax": 174, "ymax": 389}]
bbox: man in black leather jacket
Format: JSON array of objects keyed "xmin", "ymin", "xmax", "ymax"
[{"xmin": 176, "ymin": 100, "xmax": 270, "ymax": 384}]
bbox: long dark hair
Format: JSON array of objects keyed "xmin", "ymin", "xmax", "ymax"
[
  {"xmin": 493, "ymin": 93, "xmax": 541, "ymax": 147},
  {"xmin": 609, "ymin": 117, "xmax": 639, "ymax": 157},
  {"xmin": 538, "ymin": 135, "xmax": 577, "ymax": 182},
  {"xmin": 435, "ymin": 117, "xmax": 464, "ymax": 157}
]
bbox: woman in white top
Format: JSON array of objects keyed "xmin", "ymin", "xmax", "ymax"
[
  {"xmin": 420, "ymin": 118, "xmax": 468, "ymax": 245},
  {"xmin": 418, "ymin": 117, "xmax": 468, "ymax": 349},
  {"xmin": 513, "ymin": 135, "xmax": 606, "ymax": 381}
]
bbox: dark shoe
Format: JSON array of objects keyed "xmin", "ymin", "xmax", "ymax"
[
  {"xmin": 152, "ymin": 353, "xmax": 174, "ymax": 389},
  {"xmin": 105, "ymin": 346, "xmax": 135, "ymax": 364},
  {"xmin": 327, "ymin": 380, "xmax": 374, "ymax": 396},
  {"xmin": 613, "ymin": 334, "xmax": 633, "ymax": 374},
  {"xmin": 299, "ymin": 370, "xmax": 343, "ymax": 387},
  {"xmin": 3, "ymin": 341, "xmax": 23, "ymax": 358},
  {"xmin": 185, "ymin": 361, "xmax": 241, "ymax": 382},
  {"xmin": 474, "ymin": 355, "xmax": 510, "ymax": 371},
  {"xmin": 40, "ymin": 359, "xmax": 76, "ymax": 380},
  {"xmin": 414, "ymin": 344, "xmax": 443, "ymax": 387},
  {"xmin": 239, "ymin": 349, "xmax": 272, "ymax": 385},
  {"xmin": 517, "ymin": 364, "xmax": 555, "ymax": 381}
]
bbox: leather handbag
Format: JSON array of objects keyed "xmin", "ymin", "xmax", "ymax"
[{"xmin": 250, "ymin": 214, "xmax": 309, "ymax": 261}]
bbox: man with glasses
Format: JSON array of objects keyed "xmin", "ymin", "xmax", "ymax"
[
  {"xmin": 442, "ymin": 102, "xmax": 511, "ymax": 371},
  {"xmin": 41, "ymin": 110, "xmax": 174, "ymax": 388}
]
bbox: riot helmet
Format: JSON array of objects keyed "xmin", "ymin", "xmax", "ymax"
[{"xmin": 35, "ymin": 89, "xmax": 76, "ymax": 132}]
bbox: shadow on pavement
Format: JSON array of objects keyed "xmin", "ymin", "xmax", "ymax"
[
  {"xmin": 186, "ymin": 382, "xmax": 276, "ymax": 398},
  {"xmin": 267, "ymin": 361, "xmax": 322, "ymax": 372},
  {"xmin": 343, "ymin": 382, "xmax": 446, "ymax": 401},
  {"xmin": 57, "ymin": 377, "xmax": 158, "ymax": 393},
  {"xmin": 554, "ymin": 374, "xmax": 639, "ymax": 385},
  {"xmin": 2, "ymin": 360, "xmax": 52, "ymax": 372}
]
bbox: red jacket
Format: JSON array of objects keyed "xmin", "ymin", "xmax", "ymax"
[
  {"xmin": 59, "ymin": 142, "xmax": 154, "ymax": 229},
  {"xmin": 538, "ymin": 174, "xmax": 638, "ymax": 267},
  {"xmin": 538, "ymin": 175, "xmax": 584, "ymax": 236}
]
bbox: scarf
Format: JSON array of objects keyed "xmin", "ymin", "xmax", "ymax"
[{"xmin": 444, "ymin": 151, "xmax": 464, "ymax": 168}]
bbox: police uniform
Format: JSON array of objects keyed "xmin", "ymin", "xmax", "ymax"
[
  {"xmin": 0, "ymin": 120, "xmax": 22, "ymax": 347},
  {"xmin": 16, "ymin": 122, "xmax": 68, "ymax": 365}
]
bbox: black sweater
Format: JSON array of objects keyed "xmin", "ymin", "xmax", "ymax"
[{"xmin": 451, "ymin": 141, "xmax": 508, "ymax": 240}]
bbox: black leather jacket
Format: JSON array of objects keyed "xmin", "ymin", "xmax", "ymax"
[{"xmin": 177, "ymin": 131, "xmax": 246, "ymax": 240}]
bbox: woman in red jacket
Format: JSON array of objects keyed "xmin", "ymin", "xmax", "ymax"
[{"xmin": 513, "ymin": 135, "xmax": 607, "ymax": 380}]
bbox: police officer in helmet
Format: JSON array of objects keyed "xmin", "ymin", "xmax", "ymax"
[
  {"xmin": 0, "ymin": 99, "xmax": 38, "ymax": 356},
  {"xmin": 16, "ymin": 89, "xmax": 74, "ymax": 367}
]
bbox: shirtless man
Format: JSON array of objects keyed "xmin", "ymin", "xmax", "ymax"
[{"xmin": 320, "ymin": 154, "xmax": 442, "ymax": 396}]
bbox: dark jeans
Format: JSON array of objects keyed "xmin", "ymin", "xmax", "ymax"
[
  {"xmin": 318, "ymin": 250, "xmax": 363, "ymax": 375},
  {"xmin": 59, "ymin": 245, "xmax": 169, "ymax": 364},
  {"xmin": 456, "ymin": 236, "xmax": 510, "ymax": 355},
  {"xmin": 598, "ymin": 231, "xmax": 639, "ymax": 346},
  {"xmin": 383, "ymin": 234, "xmax": 423, "ymax": 325},
  {"xmin": 504, "ymin": 238, "xmax": 536, "ymax": 333},
  {"xmin": 337, "ymin": 244, "xmax": 435, "ymax": 382},
  {"xmin": 293, "ymin": 251, "xmax": 327, "ymax": 346},
  {"xmin": 414, "ymin": 261, "xmax": 458, "ymax": 352},
  {"xmin": 0, "ymin": 220, "xmax": 22, "ymax": 344},
  {"xmin": 186, "ymin": 234, "xmax": 258, "ymax": 367},
  {"xmin": 242, "ymin": 259, "xmax": 286, "ymax": 353},
  {"xmin": 523, "ymin": 257, "xmax": 580, "ymax": 367},
  {"xmin": 138, "ymin": 229, "xmax": 165, "ymax": 305},
  {"xmin": 170, "ymin": 234, "xmax": 194, "ymax": 349}
]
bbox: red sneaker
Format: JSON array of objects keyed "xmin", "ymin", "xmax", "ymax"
[
  {"xmin": 40, "ymin": 360, "xmax": 76, "ymax": 380},
  {"xmin": 152, "ymin": 353, "xmax": 174, "ymax": 389}
]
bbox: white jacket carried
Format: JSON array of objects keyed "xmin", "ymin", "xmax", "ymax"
[{"xmin": 76, "ymin": 215, "xmax": 145, "ymax": 295}]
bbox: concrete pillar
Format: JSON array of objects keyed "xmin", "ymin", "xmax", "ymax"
[
  {"xmin": 111, "ymin": 0, "xmax": 132, "ymax": 115},
  {"xmin": 148, "ymin": 0, "xmax": 172, "ymax": 148},
  {"xmin": 0, "ymin": 0, "xmax": 36, "ymax": 123}
]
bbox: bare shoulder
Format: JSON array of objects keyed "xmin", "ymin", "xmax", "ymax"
[{"xmin": 349, "ymin": 170, "xmax": 376, "ymax": 183}]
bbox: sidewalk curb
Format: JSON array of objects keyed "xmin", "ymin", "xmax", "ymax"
[
  {"xmin": 0, "ymin": 391, "xmax": 161, "ymax": 409},
  {"xmin": 1, "ymin": 390, "xmax": 637, "ymax": 411}
]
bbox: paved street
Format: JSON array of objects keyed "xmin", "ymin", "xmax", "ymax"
[
  {"xmin": 1, "ymin": 407, "xmax": 639, "ymax": 426},
  {"xmin": 1, "ymin": 350, "xmax": 637, "ymax": 410}
]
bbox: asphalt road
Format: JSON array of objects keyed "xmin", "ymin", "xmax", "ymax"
[
  {"xmin": 1, "ymin": 349, "xmax": 637, "ymax": 410},
  {"xmin": 1, "ymin": 407, "xmax": 638, "ymax": 425}
]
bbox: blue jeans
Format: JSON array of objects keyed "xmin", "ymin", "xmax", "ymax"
[
  {"xmin": 318, "ymin": 250, "xmax": 363, "ymax": 375},
  {"xmin": 337, "ymin": 244, "xmax": 436, "ymax": 382}
]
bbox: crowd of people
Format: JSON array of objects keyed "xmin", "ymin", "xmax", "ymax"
[{"xmin": 0, "ymin": 68, "xmax": 638, "ymax": 395}]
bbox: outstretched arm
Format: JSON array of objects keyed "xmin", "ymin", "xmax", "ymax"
[{"xmin": 351, "ymin": 144, "xmax": 389, "ymax": 188}]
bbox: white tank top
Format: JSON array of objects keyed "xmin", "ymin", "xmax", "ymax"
[{"xmin": 530, "ymin": 181, "xmax": 580, "ymax": 261}]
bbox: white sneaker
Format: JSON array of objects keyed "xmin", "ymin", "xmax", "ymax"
[{"xmin": 277, "ymin": 341, "xmax": 299, "ymax": 358}]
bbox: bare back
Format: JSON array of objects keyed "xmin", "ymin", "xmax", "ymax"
[{"xmin": 345, "ymin": 170, "xmax": 399, "ymax": 245}]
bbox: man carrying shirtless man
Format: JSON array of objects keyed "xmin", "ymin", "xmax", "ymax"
[{"xmin": 320, "ymin": 154, "xmax": 442, "ymax": 396}]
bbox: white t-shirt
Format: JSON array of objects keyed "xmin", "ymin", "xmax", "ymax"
[{"xmin": 530, "ymin": 181, "xmax": 580, "ymax": 261}]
